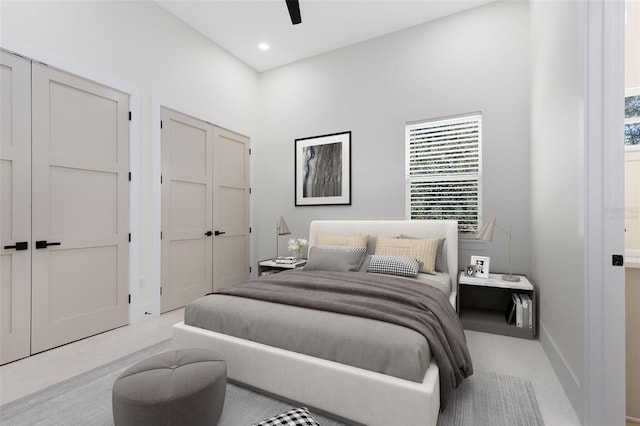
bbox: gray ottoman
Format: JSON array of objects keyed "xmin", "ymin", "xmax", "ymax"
[{"xmin": 112, "ymin": 348, "xmax": 227, "ymax": 426}]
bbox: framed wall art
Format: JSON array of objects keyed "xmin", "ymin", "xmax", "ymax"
[{"xmin": 295, "ymin": 131, "xmax": 351, "ymax": 206}]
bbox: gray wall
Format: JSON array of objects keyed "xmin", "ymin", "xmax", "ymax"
[
  {"xmin": 529, "ymin": 0, "xmax": 585, "ymax": 419},
  {"xmin": 255, "ymin": 1, "xmax": 531, "ymax": 273}
]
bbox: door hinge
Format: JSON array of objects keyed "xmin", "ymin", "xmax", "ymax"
[
  {"xmin": 160, "ymin": 174, "xmax": 163, "ymax": 184},
  {"xmin": 249, "ymin": 148, "xmax": 252, "ymax": 155},
  {"xmin": 128, "ymin": 172, "xmax": 131, "ymax": 181},
  {"xmin": 160, "ymin": 231, "xmax": 163, "ymax": 240},
  {"xmin": 160, "ymin": 120, "xmax": 163, "ymax": 129},
  {"xmin": 128, "ymin": 294, "xmax": 131, "ymax": 304},
  {"xmin": 128, "ymin": 111, "xmax": 132, "ymax": 121},
  {"xmin": 249, "ymin": 226, "xmax": 252, "ymax": 234},
  {"xmin": 249, "ymin": 266, "xmax": 252, "ymax": 273},
  {"xmin": 249, "ymin": 187, "xmax": 252, "ymax": 194},
  {"xmin": 128, "ymin": 233, "xmax": 131, "ymax": 242},
  {"xmin": 160, "ymin": 286, "xmax": 162, "ymax": 295}
]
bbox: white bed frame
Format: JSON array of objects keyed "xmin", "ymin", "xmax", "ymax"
[{"xmin": 173, "ymin": 220, "xmax": 458, "ymax": 426}]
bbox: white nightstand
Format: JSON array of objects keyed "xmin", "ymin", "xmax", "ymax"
[
  {"xmin": 458, "ymin": 272, "xmax": 536, "ymax": 339},
  {"xmin": 258, "ymin": 259, "xmax": 307, "ymax": 276}
]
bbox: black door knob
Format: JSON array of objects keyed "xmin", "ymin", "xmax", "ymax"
[
  {"xmin": 3, "ymin": 241, "xmax": 28, "ymax": 250},
  {"xmin": 35, "ymin": 241, "xmax": 61, "ymax": 249}
]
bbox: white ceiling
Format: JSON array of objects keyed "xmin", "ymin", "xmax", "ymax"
[{"xmin": 156, "ymin": 0, "xmax": 496, "ymax": 72}]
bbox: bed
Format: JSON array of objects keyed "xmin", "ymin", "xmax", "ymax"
[{"xmin": 173, "ymin": 220, "xmax": 470, "ymax": 426}]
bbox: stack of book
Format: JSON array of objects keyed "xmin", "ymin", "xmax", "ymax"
[
  {"xmin": 505, "ymin": 293, "xmax": 533, "ymax": 329},
  {"xmin": 274, "ymin": 256, "xmax": 297, "ymax": 264}
]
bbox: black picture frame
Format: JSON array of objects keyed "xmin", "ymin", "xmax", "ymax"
[{"xmin": 295, "ymin": 131, "xmax": 351, "ymax": 206}]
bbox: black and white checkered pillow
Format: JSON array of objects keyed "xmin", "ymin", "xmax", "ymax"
[
  {"xmin": 367, "ymin": 255, "xmax": 423, "ymax": 278},
  {"xmin": 253, "ymin": 407, "xmax": 320, "ymax": 426}
]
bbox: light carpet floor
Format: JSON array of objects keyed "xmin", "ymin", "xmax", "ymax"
[{"xmin": 0, "ymin": 339, "xmax": 544, "ymax": 426}]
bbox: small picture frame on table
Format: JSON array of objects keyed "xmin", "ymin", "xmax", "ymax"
[
  {"xmin": 465, "ymin": 265, "xmax": 477, "ymax": 277},
  {"xmin": 470, "ymin": 255, "xmax": 490, "ymax": 278}
]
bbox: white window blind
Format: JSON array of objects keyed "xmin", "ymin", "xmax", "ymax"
[{"xmin": 405, "ymin": 113, "xmax": 482, "ymax": 234}]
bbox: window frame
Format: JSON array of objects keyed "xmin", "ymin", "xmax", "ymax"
[
  {"xmin": 405, "ymin": 112, "xmax": 482, "ymax": 235},
  {"xmin": 625, "ymin": 87, "xmax": 640, "ymax": 147}
]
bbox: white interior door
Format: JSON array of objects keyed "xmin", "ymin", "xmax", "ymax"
[
  {"xmin": 212, "ymin": 126, "xmax": 250, "ymax": 290},
  {"xmin": 30, "ymin": 63, "xmax": 130, "ymax": 354},
  {"xmin": 0, "ymin": 51, "xmax": 32, "ymax": 364},
  {"xmin": 161, "ymin": 107, "xmax": 213, "ymax": 313}
]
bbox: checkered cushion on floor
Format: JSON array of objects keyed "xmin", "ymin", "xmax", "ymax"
[{"xmin": 253, "ymin": 407, "xmax": 320, "ymax": 426}]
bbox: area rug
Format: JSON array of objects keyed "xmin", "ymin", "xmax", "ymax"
[
  {"xmin": 437, "ymin": 371, "xmax": 544, "ymax": 426},
  {"xmin": 0, "ymin": 339, "xmax": 544, "ymax": 426}
]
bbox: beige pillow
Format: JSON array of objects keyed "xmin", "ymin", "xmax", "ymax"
[
  {"xmin": 374, "ymin": 235, "xmax": 439, "ymax": 274},
  {"xmin": 315, "ymin": 233, "xmax": 369, "ymax": 248}
]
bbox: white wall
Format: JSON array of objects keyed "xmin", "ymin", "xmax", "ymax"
[
  {"xmin": 625, "ymin": 3, "xmax": 640, "ymax": 418},
  {"xmin": 627, "ymin": 0, "xmax": 640, "ymax": 90},
  {"xmin": 626, "ymin": 268, "xmax": 640, "ymax": 421},
  {"xmin": 0, "ymin": 0, "xmax": 259, "ymax": 322},
  {"xmin": 530, "ymin": 1, "xmax": 627, "ymax": 424},
  {"xmin": 255, "ymin": 1, "xmax": 530, "ymax": 273},
  {"xmin": 529, "ymin": 0, "xmax": 585, "ymax": 416}
]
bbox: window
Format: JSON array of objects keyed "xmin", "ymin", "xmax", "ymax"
[
  {"xmin": 405, "ymin": 113, "xmax": 482, "ymax": 235},
  {"xmin": 626, "ymin": 89, "xmax": 640, "ymax": 146}
]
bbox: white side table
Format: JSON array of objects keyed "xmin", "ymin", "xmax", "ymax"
[
  {"xmin": 458, "ymin": 272, "xmax": 536, "ymax": 339},
  {"xmin": 258, "ymin": 259, "xmax": 307, "ymax": 276}
]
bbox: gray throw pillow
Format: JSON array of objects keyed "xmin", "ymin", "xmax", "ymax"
[
  {"xmin": 357, "ymin": 254, "xmax": 371, "ymax": 272},
  {"xmin": 304, "ymin": 246, "xmax": 367, "ymax": 272},
  {"xmin": 435, "ymin": 238, "xmax": 447, "ymax": 272}
]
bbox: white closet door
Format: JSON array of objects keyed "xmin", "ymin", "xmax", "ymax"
[
  {"xmin": 30, "ymin": 63, "xmax": 129, "ymax": 354},
  {"xmin": 0, "ymin": 51, "xmax": 32, "ymax": 364},
  {"xmin": 212, "ymin": 126, "xmax": 250, "ymax": 291},
  {"xmin": 161, "ymin": 107, "xmax": 213, "ymax": 313}
]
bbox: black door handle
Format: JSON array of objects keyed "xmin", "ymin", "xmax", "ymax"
[
  {"xmin": 205, "ymin": 231, "xmax": 213, "ymax": 236},
  {"xmin": 3, "ymin": 242, "xmax": 28, "ymax": 250},
  {"xmin": 35, "ymin": 240, "xmax": 61, "ymax": 249},
  {"xmin": 214, "ymin": 231, "xmax": 226, "ymax": 236}
]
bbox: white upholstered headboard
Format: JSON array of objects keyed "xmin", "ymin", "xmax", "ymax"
[{"xmin": 308, "ymin": 220, "xmax": 458, "ymax": 308}]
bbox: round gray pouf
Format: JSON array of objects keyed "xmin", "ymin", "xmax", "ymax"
[{"xmin": 112, "ymin": 348, "xmax": 227, "ymax": 426}]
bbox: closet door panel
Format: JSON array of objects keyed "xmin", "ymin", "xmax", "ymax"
[
  {"xmin": 30, "ymin": 63, "xmax": 129, "ymax": 354},
  {"xmin": 212, "ymin": 127, "xmax": 250, "ymax": 291},
  {"xmin": 161, "ymin": 107, "xmax": 213, "ymax": 313},
  {"xmin": 0, "ymin": 51, "xmax": 32, "ymax": 364}
]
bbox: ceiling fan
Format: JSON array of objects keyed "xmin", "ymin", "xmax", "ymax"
[{"xmin": 286, "ymin": 0, "xmax": 302, "ymax": 25}]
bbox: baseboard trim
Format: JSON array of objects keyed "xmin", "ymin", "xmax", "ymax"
[{"xmin": 538, "ymin": 321, "xmax": 583, "ymax": 423}]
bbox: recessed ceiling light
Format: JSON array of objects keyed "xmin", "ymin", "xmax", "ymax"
[{"xmin": 258, "ymin": 43, "xmax": 270, "ymax": 51}]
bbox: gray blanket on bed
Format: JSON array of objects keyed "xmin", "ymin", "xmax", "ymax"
[{"xmin": 217, "ymin": 270, "xmax": 473, "ymax": 410}]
